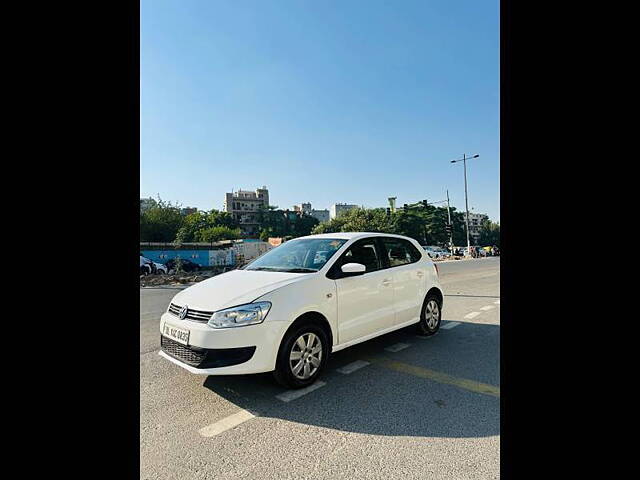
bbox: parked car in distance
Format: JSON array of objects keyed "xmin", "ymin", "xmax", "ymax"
[
  {"xmin": 165, "ymin": 258, "xmax": 201, "ymax": 273},
  {"xmin": 140, "ymin": 254, "xmax": 154, "ymax": 275},
  {"xmin": 422, "ymin": 245, "xmax": 450, "ymax": 259},
  {"xmin": 153, "ymin": 262, "xmax": 168, "ymax": 274},
  {"xmin": 159, "ymin": 232, "xmax": 444, "ymax": 389}
]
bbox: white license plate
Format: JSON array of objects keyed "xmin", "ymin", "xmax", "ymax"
[{"xmin": 162, "ymin": 323, "xmax": 190, "ymax": 345}]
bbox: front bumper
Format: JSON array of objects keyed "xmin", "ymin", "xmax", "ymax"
[{"xmin": 158, "ymin": 312, "xmax": 289, "ymax": 375}]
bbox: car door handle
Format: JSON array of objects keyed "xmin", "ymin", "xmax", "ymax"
[
  {"xmin": 417, "ymin": 271, "xmax": 424, "ymax": 277},
  {"xmin": 382, "ymin": 278, "xmax": 392, "ymax": 286}
]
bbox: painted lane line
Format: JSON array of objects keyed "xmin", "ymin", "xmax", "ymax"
[
  {"xmin": 276, "ymin": 381, "xmax": 327, "ymax": 402},
  {"xmin": 384, "ymin": 343, "xmax": 411, "ymax": 353},
  {"xmin": 199, "ymin": 409, "xmax": 255, "ymax": 437},
  {"xmin": 494, "ymin": 300, "xmax": 500, "ymax": 304},
  {"xmin": 441, "ymin": 321, "xmax": 461, "ymax": 330},
  {"xmin": 368, "ymin": 357, "xmax": 500, "ymax": 398},
  {"xmin": 416, "ymin": 331, "xmax": 439, "ymax": 339},
  {"xmin": 480, "ymin": 305, "xmax": 495, "ymax": 311},
  {"xmin": 464, "ymin": 311, "xmax": 481, "ymax": 319},
  {"xmin": 337, "ymin": 360, "xmax": 370, "ymax": 375}
]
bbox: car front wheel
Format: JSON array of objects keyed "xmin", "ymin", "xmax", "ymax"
[
  {"xmin": 273, "ymin": 322, "xmax": 328, "ymax": 389},
  {"xmin": 417, "ymin": 294, "xmax": 442, "ymax": 336}
]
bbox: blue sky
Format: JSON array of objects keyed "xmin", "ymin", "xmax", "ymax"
[{"xmin": 141, "ymin": 0, "xmax": 499, "ymax": 221}]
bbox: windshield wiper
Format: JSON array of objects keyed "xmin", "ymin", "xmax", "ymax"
[{"xmin": 246, "ymin": 266, "xmax": 318, "ymax": 273}]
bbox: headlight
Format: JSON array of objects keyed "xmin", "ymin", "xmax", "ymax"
[{"xmin": 208, "ymin": 302, "xmax": 272, "ymax": 329}]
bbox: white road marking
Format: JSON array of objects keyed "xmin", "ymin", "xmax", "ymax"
[
  {"xmin": 199, "ymin": 409, "xmax": 255, "ymax": 437},
  {"xmin": 480, "ymin": 305, "xmax": 495, "ymax": 311},
  {"xmin": 337, "ymin": 360, "xmax": 370, "ymax": 375},
  {"xmin": 441, "ymin": 321, "xmax": 461, "ymax": 330},
  {"xmin": 494, "ymin": 300, "xmax": 500, "ymax": 304},
  {"xmin": 416, "ymin": 331, "xmax": 439, "ymax": 339},
  {"xmin": 464, "ymin": 311, "xmax": 481, "ymax": 319},
  {"xmin": 384, "ymin": 343, "xmax": 411, "ymax": 353},
  {"xmin": 276, "ymin": 381, "xmax": 327, "ymax": 402}
]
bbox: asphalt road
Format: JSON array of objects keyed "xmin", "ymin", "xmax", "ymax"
[{"xmin": 140, "ymin": 257, "xmax": 500, "ymax": 479}]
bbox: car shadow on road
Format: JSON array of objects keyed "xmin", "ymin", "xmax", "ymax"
[{"xmin": 202, "ymin": 321, "xmax": 500, "ymax": 439}]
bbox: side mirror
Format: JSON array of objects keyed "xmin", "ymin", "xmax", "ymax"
[{"xmin": 341, "ymin": 263, "xmax": 366, "ymax": 275}]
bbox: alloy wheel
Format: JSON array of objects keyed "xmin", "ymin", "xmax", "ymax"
[
  {"xmin": 289, "ymin": 332, "xmax": 323, "ymax": 380},
  {"xmin": 425, "ymin": 299, "xmax": 440, "ymax": 329}
]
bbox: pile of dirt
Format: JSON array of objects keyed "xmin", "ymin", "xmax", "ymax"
[{"xmin": 140, "ymin": 271, "xmax": 217, "ymax": 287}]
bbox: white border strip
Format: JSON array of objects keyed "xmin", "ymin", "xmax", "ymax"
[
  {"xmin": 384, "ymin": 343, "xmax": 411, "ymax": 353},
  {"xmin": 276, "ymin": 381, "xmax": 327, "ymax": 402},
  {"xmin": 199, "ymin": 410, "xmax": 255, "ymax": 437},
  {"xmin": 480, "ymin": 305, "xmax": 495, "ymax": 311},
  {"xmin": 337, "ymin": 360, "xmax": 370, "ymax": 374},
  {"xmin": 441, "ymin": 321, "xmax": 461, "ymax": 330},
  {"xmin": 464, "ymin": 311, "xmax": 481, "ymax": 319}
]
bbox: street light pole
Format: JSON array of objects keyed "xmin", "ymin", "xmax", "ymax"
[
  {"xmin": 446, "ymin": 189, "xmax": 453, "ymax": 254},
  {"xmin": 463, "ymin": 154, "xmax": 471, "ymax": 253},
  {"xmin": 451, "ymin": 153, "xmax": 479, "ymax": 257}
]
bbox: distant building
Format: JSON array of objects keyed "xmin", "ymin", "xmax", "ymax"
[
  {"xmin": 140, "ymin": 197, "xmax": 157, "ymax": 213},
  {"xmin": 180, "ymin": 207, "xmax": 198, "ymax": 216},
  {"xmin": 463, "ymin": 212, "xmax": 489, "ymax": 243},
  {"xmin": 330, "ymin": 203, "xmax": 359, "ymax": 220},
  {"xmin": 223, "ymin": 186, "xmax": 270, "ymax": 236},
  {"xmin": 293, "ymin": 202, "xmax": 330, "ymax": 223}
]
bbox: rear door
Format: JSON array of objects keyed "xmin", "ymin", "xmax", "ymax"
[
  {"xmin": 330, "ymin": 238, "xmax": 395, "ymax": 344},
  {"xmin": 379, "ymin": 237, "xmax": 427, "ymax": 326}
]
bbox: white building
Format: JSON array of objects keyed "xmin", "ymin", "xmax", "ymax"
[
  {"xmin": 330, "ymin": 203, "xmax": 359, "ymax": 220},
  {"xmin": 293, "ymin": 202, "xmax": 330, "ymax": 223},
  {"xmin": 463, "ymin": 212, "xmax": 489, "ymax": 243},
  {"xmin": 223, "ymin": 186, "xmax": 270, "ymax": 236}
]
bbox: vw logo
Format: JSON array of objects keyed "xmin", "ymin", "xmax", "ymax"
[{"xmin": 179, "ymin": 305, "xmax": 189, "ymax": 320}]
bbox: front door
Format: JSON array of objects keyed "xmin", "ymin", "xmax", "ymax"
[{"xmin": 331, "ymin": 238, "xmax": 395, "ymax": 344}]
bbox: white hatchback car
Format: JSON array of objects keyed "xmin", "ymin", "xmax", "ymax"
[{"xmin": 159, "ymin": 232, "xmax": 444, "ymax": 388}]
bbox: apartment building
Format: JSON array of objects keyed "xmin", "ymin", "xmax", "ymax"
[
  {"xmin": 293, "ymin": 202, "xmax": 330, "ymax": 223},
  {"xmin": 330, "ymin": 203, "xmax": 359, "ymax": 220},
  {"xmin": 463, "ymin": 212, "xmax": 489, "ymax": 243},
  {"xmin": 223, "ymin": 186, "xmax": 269, "ymax": 236}
]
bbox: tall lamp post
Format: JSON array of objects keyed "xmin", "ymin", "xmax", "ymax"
[{"xmin": 451, "ymin": 154, "xmax": 479, "ymax": 256}]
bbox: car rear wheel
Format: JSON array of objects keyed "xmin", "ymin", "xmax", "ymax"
[
  {"xmin": 417, "ymin": 293, "xmax": 442, "ymax": 336},
  {"xmin": 273, "ymin": 322, "xmax": 329, "ymax": 389}
]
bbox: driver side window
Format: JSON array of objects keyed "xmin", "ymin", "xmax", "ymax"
[{"xmin": 336, "ymin": 240, "xmax": 381, "ymax": 273}]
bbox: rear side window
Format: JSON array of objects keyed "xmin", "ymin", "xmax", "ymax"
[{"xmin": 381, "ymin": 238, "xmax": 423, "ymax": 267}]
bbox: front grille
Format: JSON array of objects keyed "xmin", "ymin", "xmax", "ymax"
[
  {"xmin": 168, "ymin": 303, "xmax": 213, "ymax": 323},
  {"xmin": 161, "ymin": 336, "xmax": 257, "ymax": 369},
  {"xmin": 161, "ymin": 336, "xmax": 207, "ymax": 366}
]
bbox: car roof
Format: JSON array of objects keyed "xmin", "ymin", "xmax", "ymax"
[{"xmin": 295, "ymin": 232, "xmax": 417, "ymax": 242}]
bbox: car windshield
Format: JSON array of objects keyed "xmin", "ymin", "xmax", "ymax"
[{"xmin": 244, "ymin": 238, "xmax": 347, "ymax": 273}]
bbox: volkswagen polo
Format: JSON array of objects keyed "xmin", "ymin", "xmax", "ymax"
[{"xmin": 159, "ymin": 232, "xmax": 444, "ymax": 388}]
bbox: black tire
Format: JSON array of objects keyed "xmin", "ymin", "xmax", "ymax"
[
  {"xmin": 416, "ymin": 293, "xmax": 442, "ymax": 336},
  {"xmin": 273, "ymin": 321, "xmax": 329, "ymax": 389}
]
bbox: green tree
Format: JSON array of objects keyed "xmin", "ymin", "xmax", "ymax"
[
  {"xmin": 291, "ymin": 214, "xmax": 319, "ymax": 237},
  {"xmin": 140, "ymin": 197, "xmax": 184, "ymax": 242},
  {"xmin": 195, "ymin": 226, "xmax": 242, "ymax": 243},
  {"xmin": 478, "ymin": 220, "xmax": 500, "ymax": 247},
  {"xmin": 310, "ymin": 205, "xmax": 470, "ymax": 249},
  {"xmin": 312, "ymin": 208, "xmax": 393, "ymax": 235},
  {"xmin": 175, "ymin": 209, "xmax": 239, "ymax": 243},
  {"xmin": 256, "ymin": 205, "xmax": 317, "ymax": 239}
]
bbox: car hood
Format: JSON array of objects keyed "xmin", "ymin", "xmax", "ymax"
[{"xmin": 171, "ymin": 269, "xmax": 312, "ymax": 312}]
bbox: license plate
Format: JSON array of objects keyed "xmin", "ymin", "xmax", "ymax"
[{"xmin": 162, "ymin": 323, "xmax": 190, "ymax": 345}]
